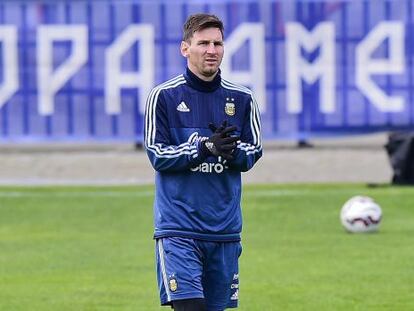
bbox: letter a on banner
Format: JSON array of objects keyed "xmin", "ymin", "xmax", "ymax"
[
  {"xmin": 105, "ymin": 24, "xmax": 155, "ymax": 115},
  {"xmin": 37, "ymin": 25, "xmax": 88, "ymax": 115},
  {"xmin": 286, "ymin": 22, "xmax": 335, "ymax": 114},
  {"xmin": 221, "ymin": 23, "xmax": 266, "ymax": 112}
]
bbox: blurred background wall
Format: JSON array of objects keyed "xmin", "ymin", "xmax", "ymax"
[{"xmin": 0, "ymin": 0, "xmax": 413, "ymax": 144}]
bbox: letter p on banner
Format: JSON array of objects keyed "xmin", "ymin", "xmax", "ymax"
[
  {"xmin": 0, "ymin": 26, "xmax": 18, "ymax": 109},
  {"xmin": 37, "ymin": 25, "xmax": 88, "ymax": 115}
]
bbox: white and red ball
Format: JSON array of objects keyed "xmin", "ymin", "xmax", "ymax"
[{"xmin": 340, "ymin": 196, "xmax": 382, "ymax": 233}]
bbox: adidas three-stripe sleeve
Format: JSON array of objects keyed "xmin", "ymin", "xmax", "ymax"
[{"xmin": 144, "ymin": 77, "xmax": 207, "ymax": 172}]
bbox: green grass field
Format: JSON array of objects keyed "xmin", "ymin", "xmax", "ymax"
[{"xmin": 1, "ymin": 184, "xmax": 413, "ymax": 310}]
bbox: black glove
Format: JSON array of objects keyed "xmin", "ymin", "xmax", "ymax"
[
  {"xmin": 208, "ymin": 120, "xmax": 229, "ymax": 134},
  {"xmin": 201, "ymin": 121, "xmax": 239, "ymax": 160}
]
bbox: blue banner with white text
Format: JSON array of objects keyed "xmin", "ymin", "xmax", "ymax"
[{"xmin": 0, "ymin": 0, "xmax": 413, "ymax": 143}]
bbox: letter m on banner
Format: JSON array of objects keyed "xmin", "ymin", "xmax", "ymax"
[{"xmin": 286, "ymin": 22, "xmax": 335, "ymax": 114}]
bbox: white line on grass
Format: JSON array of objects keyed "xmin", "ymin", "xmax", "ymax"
[
  {"xmin": 0, "ymin": 187, "xmax": 403, "ymax": 199},
  {"xmin": 0, "ymin": 189, "xmax": 310, "ymax": 199},
  {"xmin": 0, "ymin": 190, "xmax": 154, "ymax": 198},
  {"xmin": 0, "ymin": 189, "xmax": 311, "ymax": 199},
  {"xmin": 243, "ymin": 188, "xmax": 402, "ymax": 197}
]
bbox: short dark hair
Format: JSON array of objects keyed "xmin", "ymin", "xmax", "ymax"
[{"xmin": 182, "ymin": 13, "xmax": 224, "ymax": 42}]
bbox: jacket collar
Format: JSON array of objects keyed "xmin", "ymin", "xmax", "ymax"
[{"xmin": 184, "ymin": 67, "xmax": 221, "ymax": 92}]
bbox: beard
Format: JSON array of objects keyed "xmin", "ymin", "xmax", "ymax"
[
  {"xmin": 200, "ymin": 62, "xmax": 221, "ymax": 77},
  {"xmin": 201, "ymin": 68, "xmax": 217, "ymax": 77}
]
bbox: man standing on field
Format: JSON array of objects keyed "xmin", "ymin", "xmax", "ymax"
[{"xmin": 144, "ymin": 13, "xmax": 262, "ymax": 311}]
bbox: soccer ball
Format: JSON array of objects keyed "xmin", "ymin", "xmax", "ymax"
[{"xmin": 340, "ymin": 196, "xmax": 382, "ymax": 233}]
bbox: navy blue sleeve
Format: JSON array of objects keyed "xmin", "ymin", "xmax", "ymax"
[
  {"xmin": 144, "ymin": 87, "xmax": 207, "ymax": 172},
  {"xmin": 228, "ymin": 94, "xmax": 262, "ymax": 172}
]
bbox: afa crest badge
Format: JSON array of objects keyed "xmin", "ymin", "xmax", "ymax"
[
  {"xmin": 225, "ymin": 97, "xmax": 235, "ymax": 116},
  {"xmin": 169, "ymin": 278, "xmax": 178, "ymax": 292}
]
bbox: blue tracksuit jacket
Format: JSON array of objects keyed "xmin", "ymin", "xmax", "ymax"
[{"xmin": 144, "ymin": 68, "xmax": 262, "ymax": 242}]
